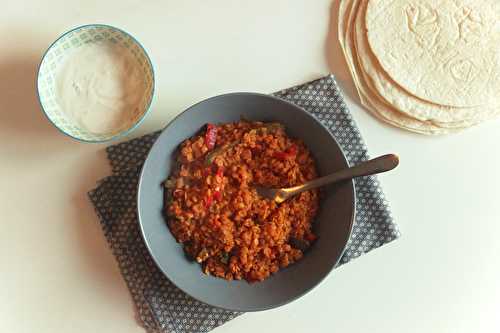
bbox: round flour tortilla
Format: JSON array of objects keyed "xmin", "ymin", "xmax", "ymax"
[
  {"xmin": 354, "ymin": 0, "xmax": 499, "ymax": 126},
  {"xmin": 365, "ymin": 0, "xmax": 500, "ymax": 107},
  {"xmin": 340, "ymin": 0, "xmax": 455, "ymax": 134},
  {"xmin": 353, "ymin": 1, "xmax": 479, "ymax": 130}
]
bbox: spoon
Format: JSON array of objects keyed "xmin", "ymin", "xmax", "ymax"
[{"xmin": 255, "ymin": 154, "xmax": 399, "ymax": 203}]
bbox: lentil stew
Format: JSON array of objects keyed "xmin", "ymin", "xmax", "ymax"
[{"xmin": 165, "ymin": 121, "xmax": 320, "ymax": 282}]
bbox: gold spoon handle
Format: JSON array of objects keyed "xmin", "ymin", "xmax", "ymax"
[{"xmin": 282, "ymin": 154, "xmax": 399, "ymax": 199}]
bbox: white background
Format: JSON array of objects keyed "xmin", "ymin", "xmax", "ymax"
[{"xmin": 1, "ymin": 1, "xmax": 500, "ymax": 332}]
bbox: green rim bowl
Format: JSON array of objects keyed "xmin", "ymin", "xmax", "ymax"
[
  {"xmin": 137, "ymin": 93, "xmax": 356, "ymax": 312},
  {"xmin": 36, "ymin": 24, "xmax": 155, "ymax": 143}
]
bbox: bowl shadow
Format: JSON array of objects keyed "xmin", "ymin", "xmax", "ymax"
[
  {"xmin": 0, "ymin": 57, "xmax": 59, "ymax": 136},
  {"xmin": 70, "ymin": 148, "xmax": 129, "ymax": 299},
  {"xmin": 0, "ymin": 56, "xmax": 76, "ymax": 155}
]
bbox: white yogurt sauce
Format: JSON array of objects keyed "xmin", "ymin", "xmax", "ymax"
[{"xmin": 55, "ymin": 41, "xmax": 146, "ymax": 134}]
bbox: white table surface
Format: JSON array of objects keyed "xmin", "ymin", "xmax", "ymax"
[{"xmin": 2, "ymin": 1, "xmax": 500, "ymax": 332}]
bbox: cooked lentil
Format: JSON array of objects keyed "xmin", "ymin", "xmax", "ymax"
[{"xmin": 165, "ymin": 121, "xmax": 319, "ymax": 282}]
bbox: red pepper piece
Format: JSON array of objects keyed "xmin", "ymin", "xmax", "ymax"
[
  {"xmin": 214, "ymin": 190, "xmax": 222, "ymax": 201},
  {"xmin": 205, "ymin": 195, "xmax": 213, "ymax": 208},
  {"xmin": 273, "ymin": 144, "xmax": 298, "ymax": 160},
  {"xmin": 273, "ymin": 151, "xmax": 289, "ymax": 160},
  {"xmin": 216, "ymin": 166, "xmax": 224, "ymax": 178},
  {"xmin": 205, "ymin": 123, "xmax": 217, "ymax": 150},
  {"xmin": 287, "ymin": 144, "xmax": 297, "ymax": 155}
]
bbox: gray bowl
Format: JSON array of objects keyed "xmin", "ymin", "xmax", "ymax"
[{"xmin": 137, "ymin": 93, "xmax": 355, "ymax": 312}]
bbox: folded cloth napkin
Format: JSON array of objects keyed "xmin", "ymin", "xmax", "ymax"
[{"xmin": 88, "ymin": 75, "xmax": 400, "ymax": 333}]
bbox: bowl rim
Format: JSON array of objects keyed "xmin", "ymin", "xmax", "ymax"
[
  {"xmin": 35, "ymin": 23, "xmax": 155, "ymax": 143},
  {"xmin": 137, "ymin": 92, "xmax": 356, "ymax": 311}
]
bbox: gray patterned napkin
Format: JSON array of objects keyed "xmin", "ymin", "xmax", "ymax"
[{"xmin": 88, "ymin": 75, "xmax": 400, "ymax": 333}]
